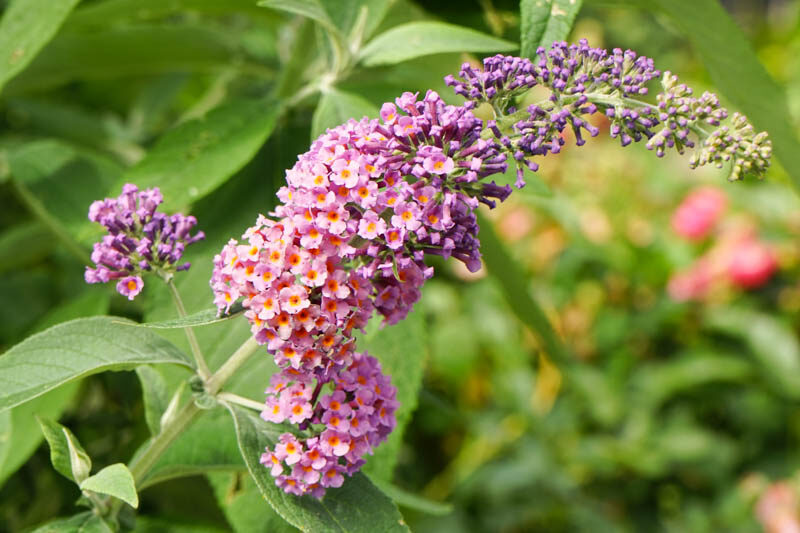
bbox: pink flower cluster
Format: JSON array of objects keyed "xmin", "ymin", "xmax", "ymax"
[
  {"xmin": 210, "ymin": 90, "xmax": 516, "ymax": 498},
  {"xmin": 260, "ymin": 352, "xmax": 397, "ymax": 497},
  {"xmin": 667, "ymin": 187, "xmax": 777, "ymax": 301}
]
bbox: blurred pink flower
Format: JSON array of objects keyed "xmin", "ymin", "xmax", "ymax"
[
  {"xmin": 671, "ymin": 186, "xmax": 727, "ymax": 240},
  {"xmin": 667, "ymin": 259, "xmax": 713, "ymax": 301},
  {"xmin": 756, "ymin": 482, "xmax": 800, "ymax": 533},
  {"xmin": 728, "ymin": 238, "xmax": 777, "ymax": 289}
]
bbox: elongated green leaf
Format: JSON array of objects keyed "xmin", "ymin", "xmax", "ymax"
[
  {"xmin": 129, "ymin": 304, "xmax": 244, "ymax": 329},
  {"xmin": 7, "ymin": 139, "xmax": 122, "ymax": 247},
  {"xmin": 0, "ymin": 0, "xmax": 81, "ymax": 94},
  {"xmin": 120, "ymin": 99, "xmax": 281, "ymax": 211},
  {"xmin": 226, "ymin": 403, "xmax": 409, "ymax": 533},
  {"xmin": 80, "ymin": 463, "xmax": 139, "ymax": 508},
  {"xmin": 31, "ymin": 512, "xmax": 113, "ymax": 533},
  {"xmin": 258, "ymin": 0, "xmax": 334, "ymax": 30},
  {"xmin": 359, "ymin": 21, "xmax": 517, "ymax": 67},
  {"xmin": 476, "ymin": 212, "xmax": 571, "ymax": 365},
  {"xmin": 367, "ymin": 477, "xmax": 452, "ymax": 516},
  {"xmin": 705, "ymin": 307, "xmax": 800, "ymax": 398},
  {"xmin": 358, "ymin": 308, "xmax": 426, "ymax": 481},
  {"xmin": 311, "ymin": 89, "xmax": 378, "ymax": 140},
  {"xmin": 6, "ymin": 26, "xmax": 267, "ymax": 95},
  {"xmin": 520, "ymin": 0, "xmax": 584, "ymax": 57},
  {"xmin": 68, "ymin": 0, "xmax": 281, "ymax": 29},
  {"xmin": 38, "ymin": 418, "xmax": 91, "ymax": 483},
  {"xmin": 318, "ymin": 0, "xmax": 394, "ymax": 40},
  {"xmin": 0, "ymin": 317, "xmax": 193, "ymax": 412},
  {"xmin": 612, "ymin": 0, "xmax": 800, "ymax": 194},
  {"xmin": 631, "ymin": 352, "xmax": 752, "ymax": 410}
]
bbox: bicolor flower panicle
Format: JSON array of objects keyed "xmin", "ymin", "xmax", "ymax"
[
  {"xmin": 211, "ymin": 41, "xmax": 772, "ymax": 499},
  {"xmin": 85, "ymin": 184, "xmax": 204, "ymax": 300}
]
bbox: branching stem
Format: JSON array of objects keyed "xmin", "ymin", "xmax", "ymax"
[{"xmin": 166, "ymin": 278, "xmax": 211, "ymax": 381}]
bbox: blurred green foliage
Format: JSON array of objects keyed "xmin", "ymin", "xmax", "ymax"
[{"xmin": 1, "ymin": 0, "xmax": 799, "ymax": 531}]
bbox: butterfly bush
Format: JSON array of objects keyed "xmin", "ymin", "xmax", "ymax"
[
  {"xmin": 206, "ymin": 40, "xmax": 772, "ymax": 499},
  {"xmin": 85, "ymin": 184, "xmax": 205, "ymax": 300}
]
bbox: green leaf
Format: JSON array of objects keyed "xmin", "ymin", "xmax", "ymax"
[
  {"xmin": 80, "ymin": 463, "xmax": 139, "ymax": 509},
  {"xmin": 0, "ymin": 0, "xmax": 81, "ymax": 95},
  {"xmin": 129, "ymin": 304, "xmax": 244, "ymax": 329},
  {"xmin": 0, "ymin": 383, "xmax": 80, "ymax": 487},
  {"xmin": 258, "ymin": 0, "xmax": 336, "ymax": 31},
  {"xmin": 358, "ymin": 308, "xmax": 426, "ymax": 482},
  {"xmin": 318, "ymin": 0, "xmax": 394, "ymax": 40},
  {"xmin": 208, "ymin": 472, "xmax": 297, "ymax": 533},
  {"xmin": 7, "ymin": 139, "xmax": 122, "ymax": 247},
  {"xmin": 520, "ymin": 0, "xmax": 584, "ymax": 57},
  {"xmin": 225, "ymin": 403, "xmax": 410, "ymax": 533},
  {"xmin": 31, "ymin": 512, "xmax": 114, "ymax": 533},
  {"xmin": 705, "ymin": 307, "xmax": 800, "ymax": 398},
  {"xmin": 0, "ymin": 221, "xmax": 51, "ymax": 274},
  {"xmin": 136, "ymin": 366, "xmax": 172, "ymax": 436},
  {"xmin": 0, "ymin": 289, "xmax": 109, "ymax": 487},
  {"xmin": 620, "ymin": 0, "xmax": 800, "ymax": 194},
  {"xmin": 359, "ymin": 21, "xmax": 517, "ymax": 67},
  {"xmin": 311, "ymin": 89, "xmax": 379, "ymax": 140},
  {"xmin": 0, "ymin": 316, "xmax": 193, "ymax": 412},
  {"xmin": 367, "ymin": 477, "xmax": 452, "ymax": 516},
  {"xmin": 631, "ymin": 352, "xmax": 752, "ymax": 410},
  {"xmin": 37, "ymin": 418, "xmax": 92, "ymax": 483},
  {"xmin": 5, "ymin": 26, "xmax": 267, "ymax": 95},
  {"xmin": 68, "ymin": 0, "xmax": 281, "ymax": 29},
  {"xmin": 119, "ymin": 99, "xmax": 281, "ymax": 211},
  {"xmin": 475, "ymin": 212, "xmax": 571, "ymax": 365}
]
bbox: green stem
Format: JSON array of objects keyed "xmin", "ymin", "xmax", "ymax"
[
  {"xmin": 217, "ymin": 392, "xmax": 266, "ymax": 412},
  {"xmin": 166, "ymin": 278, "xmax": 211, "ymax": 381},
  {"xmin": 108, "ymin": 336, "xmax": 261, "ymax": 518},
  {"xmin": 107, "ymin": 399, "xmax": 200, "ymax": 517},
  {"xmin": 206, "ymin": 336, "xmax": 261, "ymax": 395}
]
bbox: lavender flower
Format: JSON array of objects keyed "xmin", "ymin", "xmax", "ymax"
[
  {"xmin": 85, "ymin": 184, "xmax": 205, "ymax": 300},
  {"xmin": 446, "ymin": 40, "xmax": 772, "ymax": 183}
]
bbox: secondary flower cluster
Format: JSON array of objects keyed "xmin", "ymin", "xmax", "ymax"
[
  {"xmin": 445, "ymin": 40, "xmax": 772, "ymax": 183},
  {"xmin": 260, "ymin": 352, "xmax": 397, "ymax": 497},
  {"xmin": 85, "ymin": 183, "xmax": 204, "ymax": 300}
]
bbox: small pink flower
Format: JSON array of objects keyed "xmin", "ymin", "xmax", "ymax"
[
  {"xmin": 380, "ymin": 103, "xmax": 398, "ymax": 124},
  {"xmin": 275, "ymin": 434, "xmax": 303, "ymax": 465},
  {"xmin": 260, "ymin": 450, "xmax": 285, "ymax": 477},
  {"xmin": 357, "ymin": 210, "xmax": 386, "ymax": 240},
  {"xmin": 320, "ymin": 429, "xmax": 350, "ymax": 457},
  {"xmin": 423, "ymin": 152, "xmax": 455, "ymax": 175},
  {"xmin": 279, "ymin": 285, "xmax": 310, "ymax": 315},
  {"xmin": 116, "ymin": 276, "xmax": 143, "ymax": 300}
]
